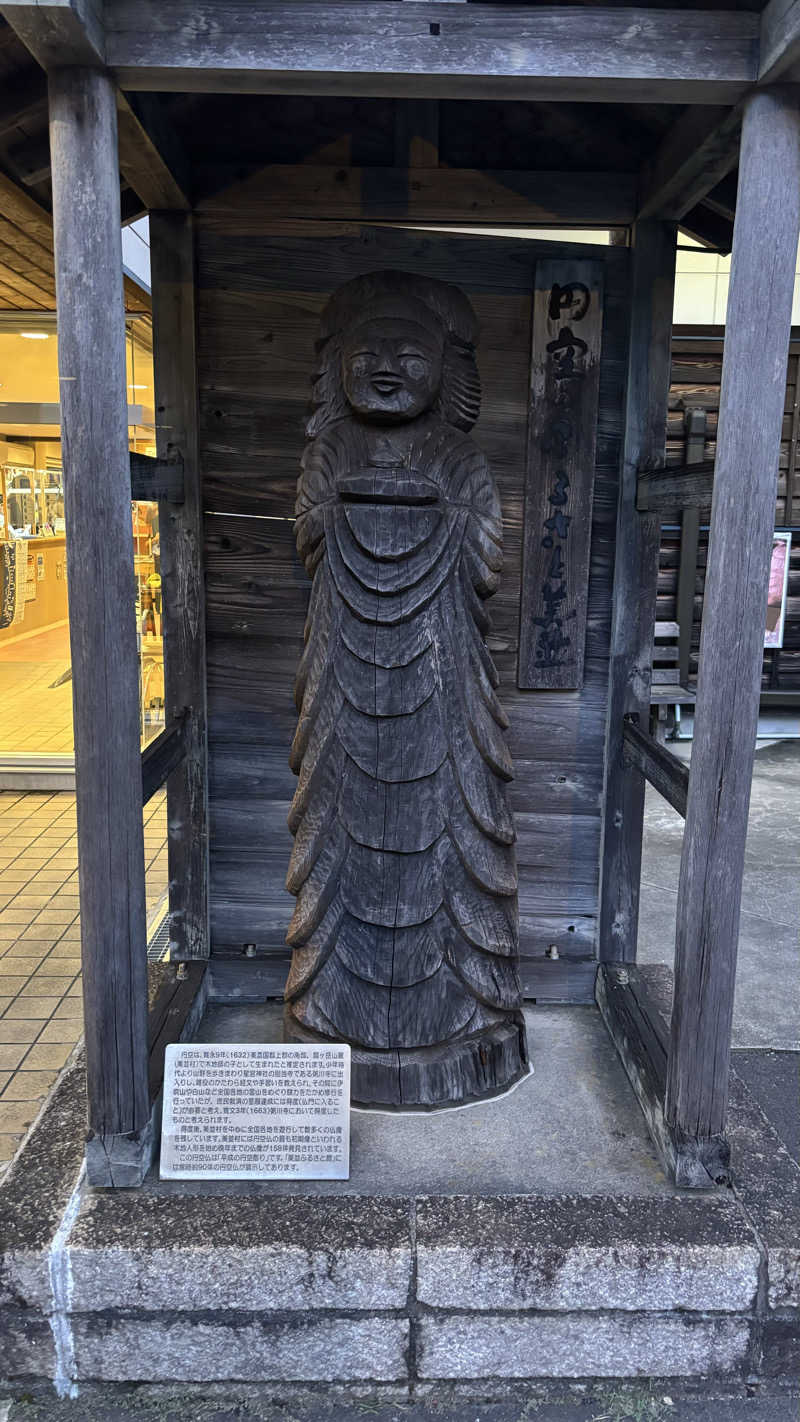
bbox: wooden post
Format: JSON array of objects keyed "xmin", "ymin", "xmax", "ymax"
[
  {"xmin": 598, "ymin": 220, "xmax": 677, "ymax": 961},
  {"xmin": 666, "ymin": 88, "xmax": 800, "ymax": 1141},
  {"xmin": 149, "ymin": 212, "xmax": 209, "ymax": 960},
  {"xmin": 676, "ymin": 407, "xmax": 705, "ymax": 688},
  {"xmin": 49, "ymin": 67, "xmax": 152, "ymax": 1186}
]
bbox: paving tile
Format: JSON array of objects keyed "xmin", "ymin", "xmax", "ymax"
[
  {"xmin": 34, "ymin": 909, "xmax": 77, "ymax": 924},
  {"xmin": 0, "ymin": 957, "xmax": 44, "ymax": 976},
  {"xmin": 0, "ymin": 1133, "xmax": 22, "ymax": 1163},
  {"xmin": 4, "ymin": 997, "xmax": 61, "ymax": 1019},
  {"xmin": 1, "ymin": 1069, "xmax": 58, "ymax": 1099},
  {"xmin": 0, "ymin": 1019, "xmax": 42, "ymax": 1044},
  {"xmin": 0, "ymin": 1099, "xmax": 39, "ymax": 1132},
  {"xmin": 0, "ymin": 1071, "xmax": 9, "ymax": 1092},
  {"xmin": 0, "ymin": 925, "xmax": 20, "ymax": 940},
  {"xmin": 36, "ymin": 956, "xmax": 80, "ymax": 975},
  {"xmin": 0, "ymin": 1043, "xmax": 28, "ymax": 1069},
  {"xmin": 0, "ymin": 976, "xmax": 32, "ymax": 994},
  {"xmin": 26, "ymin": 975, "xmax": 74, "ymax": 996},
  {"xmin": 2, "ymin": 941, "xmax": 47, "ymax": 957},
  {"xmin": 34, "ymin": 1020, "xmax": 82, "ymax": 1045},
  {"xmin": 24, "ymin": 1041, "xmax": 75, "ymax": 1068}
]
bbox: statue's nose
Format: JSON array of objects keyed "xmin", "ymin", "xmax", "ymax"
[{"xmin": 374, "ymin": 343, "xmax": 401, "ymax": 375}]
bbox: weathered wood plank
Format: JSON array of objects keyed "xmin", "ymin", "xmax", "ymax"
[
  {"xmin": 519, "ymin": 258, "xmax": 603, "ymax": 690},
  {"xmin": 49, "ymin": 66, "xmax": 151, "ymax": 1187},
  {"xmin": 637, "ymin": 458, "xmax": 715, "ymax": 513},
  {"xmin": 621, "ymin": 716, "xmax": 688, "ymax": 817},
  {"xmin": 207, "ymin": 953, "xmax": 598, "ymax": 1006},
  {"xmin": 597, "ymin": 963, "xmax": 730, "ymax": 1188},
  {"xmin": 638, "ymin": 104, "xmax": 742, "ymax": 222},
  {"xmin": 141, "ymin": 713, "xmax": 187, "ymax": 805},
  {"xmin": 150, "ymin": 211, "xmax": 210, "ymax": 962},
  {"xmin": 147, "ymin": 960, "xmax": 207, "ymax": 1102},
  {"xmin": 759, "ymin": 0, "xmax": 800, "ymax": 84},
  {"xmin": 666, "ymin": 89, "xmax": 800, "ymax": 1142},
  {"xmin": 197, "ymin": 164, "xmax": 637, "ymax": 227},
  {"xmin": 597, "ymin": 221, "xmax": 677, "ymax": 963},
  {"xmin": 105, "ymin": 2, "xmax": 759, "ymax": 103},
  {"xmin": 116, "ymin": 91, "xmax": 191, "ymax": 213},
  {"xmin": 0, "ymin": 0, "xmax": 104, "ymax": 68},
  {"xmin": 196, "ymin": 220, "xmax": 628, "ymax": 1000},
  {"xmin": 130, "ymin": 450, "xmax": 184, "ymax": 503}
]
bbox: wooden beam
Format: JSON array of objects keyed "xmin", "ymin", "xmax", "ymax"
[
  {"xmin": 130, "ymin": 450, "xmax": 184, "ymax": 503},
  {"xmin": 197, "ymin": 164, "xmax": 638, "ymax": 227},
  {"xmin": 597, "ymin": 964, "xmax": 730, "ymax": 1188},
  {"xmin": 666, "ymin": 89, "xmax": 800, "ymax": 1143},
  {"xmin": 638, "ymin": 104, "xmax": 742, "ymax": 221},
  {"xmin": 636, "ymin": 458, "xmax": 715, "ymax": 513},
  {"xmin": 621, "ymin": 716, "xmax": 689, "ymax": 817},
  {"xmin": 105, "ymin": 2, "xmax": 760, "ymax": 104},
  {"xmin": 678, "ymin": 202, "xmax": 734, "ymax": 254},
  {"xmin": 116, "ymin": 91, "xmax": 191, "ymax": 211},
  {"xmin": 49, "ymin": 66, "xmax": 152, "ymax": 1188},
  {"xmin": 141, "ymin": 713, "xmax": 187, "ymax": 804},
  {"xmin": 0, "ymin": 0, "xmax": 104, "ymax": 67},
  {"xmin": 150, "ymin": 211, "xmax": 210, "ymax": 962},
  {"xmin": 597, "ymin": 220, "xmax": 677, "ymax": 964},
  {"xmin": 147, "ymin": 961, "xmax": 207, "ymax": 1103},
  {"xmin": 0, "ymin": 65, "xmax": 47, "ymax": 141},
  {"xmin": 759, "ymin": 0, "xmax": 800, "ymax": 84}
]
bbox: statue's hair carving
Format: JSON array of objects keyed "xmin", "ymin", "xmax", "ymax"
[{"xmin": 306, "ymin": 269, "xmax": 481, "ymax": 438}]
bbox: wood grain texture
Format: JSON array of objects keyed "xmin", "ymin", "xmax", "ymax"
[
  {"xmin": 282, "ymin": 268, "xmax": 527, "ymax": 1106},
  {"xmin": 666, "ymin": 90, "xmax": 800, "ymax": 1141},
  {"xmin": 116, "ymin": 91, "xmax": 191, "ymax": 212},
  {"xmin": 637, "ymin": 104, "xmax": 741, "ymax": 222},
  {"xmin": 636, "ymin": 458, "xmax": 714, "ymax": 513},
  {"xmin": 0, "ymin": 0, "xmax": 104, "ymax": 68},
  {"xmin": 759, "ymin": 0, "xmax": 800, "ymax": 83},
  {"xmin": 195, "ymin": 217, "xmax": 629, "ymax": 1001},
  {"xmin": 196, "ymin": 163, "xmax": 637, "ymax": 227},
  {"xmin": 141, "ymin": 713, "xmax": 187, "ymax": 805},
  {"xmin": 519, "ymin": 259, "xmax": 603, "ymax": 690},
  {"xmin": 48, "ymin": 67, "xmax": 149, "ymax": 1147},
  {"xmin": 597, "ymin": 220, "xmax": 677, "ymax": 964},
  {"xmin": 621, "ymin": 716, "xmax": 688, "ymax": 817},
  {"xmin": 597, "ymin": 963, "xmax": 730, "ymax": 1189},
  {"xmin": 150, "ymin": 212, "xmax": 210, "ymax": 961},
  {"xmin": 105, "ymin": 1, "xmax": 759, "ymax": 103}
]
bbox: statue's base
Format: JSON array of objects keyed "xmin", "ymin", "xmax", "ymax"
[
  {"xmin": 2, "ymin": 986, "xmax": 797, "ymax": 1392},
  {"xmin": 284, "ymin": 1007, "xmax": 529, "ymax": 1109}
]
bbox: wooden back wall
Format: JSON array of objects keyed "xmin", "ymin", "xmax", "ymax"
[{"xmin": 194, "ymin": 211, "xmax": 630, "ymax": 1003}]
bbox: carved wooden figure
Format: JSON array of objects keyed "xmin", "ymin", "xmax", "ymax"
[{"xmin": 283, "ymin": 270, "xmax": 527, "ymax": 1107}]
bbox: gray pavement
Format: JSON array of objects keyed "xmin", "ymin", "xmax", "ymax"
[{"xmin": 1, "ymin": 1385, "xmax": 798, "ymax": 1422}]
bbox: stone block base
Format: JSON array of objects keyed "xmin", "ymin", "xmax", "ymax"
[{"xmin": 2, "ymin": 1008, "xmax": 799, "ymax": 1393}]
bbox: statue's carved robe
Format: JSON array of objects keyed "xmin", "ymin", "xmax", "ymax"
[{"xmin": 285, "ymin": 412, "xmax": 527, "ymax": 1105}]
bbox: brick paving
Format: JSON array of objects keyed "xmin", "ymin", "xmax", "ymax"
[{"xmin": 0, "ymin": 788, "xmax": 167, "ymax": 1173}]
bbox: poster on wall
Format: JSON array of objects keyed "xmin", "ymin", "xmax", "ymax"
[{"xmin": 765, "ymin": 531, "xmax": 792, "ymax": 649}]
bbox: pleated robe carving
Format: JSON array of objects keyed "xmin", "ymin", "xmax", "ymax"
[{"xmin": 283, "ymin": 286, "xmax": 527, "ymax": 1108}]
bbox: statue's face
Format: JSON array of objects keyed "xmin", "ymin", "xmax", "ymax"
[{"xmin": 342, "ymin": 317, "xmax": 443, "ymax": 422}]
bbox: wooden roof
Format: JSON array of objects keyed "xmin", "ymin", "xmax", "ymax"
[{"xmin": 2, "ymin": 0, "xmax": 789, "ymax": 303}]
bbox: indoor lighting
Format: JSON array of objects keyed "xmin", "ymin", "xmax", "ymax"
[
  {"xmin": 20, "ymin": 331, "xmax": 49, "ymax": 339},
  {"xmin": 128, "ymin": 383, "xmax": 148, "ymax": 389}
]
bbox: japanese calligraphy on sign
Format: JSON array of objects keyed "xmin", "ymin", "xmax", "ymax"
[
  {"xmin": 519, "ymin": 260, "xmax": 604, "ymax": 690},
  {"xmin": 160, "ymin": 1042, "xmax": 351, "ymax": 1180}
]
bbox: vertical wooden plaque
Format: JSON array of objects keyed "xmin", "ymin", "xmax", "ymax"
[{"xmin": 518, "ymin": 260, "xmax": 604, "ymax": 690}]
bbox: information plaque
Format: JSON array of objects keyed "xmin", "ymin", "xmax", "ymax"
[{"xmin": 160, "ymin": 1042, "xmax": 351, "ymax": 1180}]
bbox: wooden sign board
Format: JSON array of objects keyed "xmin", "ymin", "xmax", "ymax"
[
  {"xmin": 518, "ymin": 259, "xmax": 604, "ymax": 690},
  {"xmin": 160, "ymin": 1042, "xmax": 350, "ymax": 1180}
]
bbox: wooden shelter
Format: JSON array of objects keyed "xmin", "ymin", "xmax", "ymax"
[{"xmin": 1, "ymin": 0, "xmax": 798, "ymax": 1187}]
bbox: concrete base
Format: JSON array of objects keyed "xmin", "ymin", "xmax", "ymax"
[{"xmin": 2, "ymin": 979, "xmax": 799, "ymax": 1394}]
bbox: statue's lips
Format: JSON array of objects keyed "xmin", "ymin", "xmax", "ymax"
[{"xmin": 338, "ymin": 473, "xmax": 439, "ymax": 507}]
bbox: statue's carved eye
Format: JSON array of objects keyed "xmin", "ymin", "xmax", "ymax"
[
  {"xmin": 349, "ymin": 352, "xmax": 374, "ymax": 377},
  {"xmin": 399, "ymin": 353, "xmax": 429, "ymax": 381}
]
